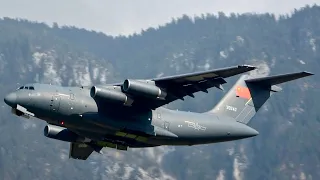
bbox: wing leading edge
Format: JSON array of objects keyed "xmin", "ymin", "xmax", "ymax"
[{"xmin": 153, "ymin": 65, "xmax": 256, "ymax": 83}]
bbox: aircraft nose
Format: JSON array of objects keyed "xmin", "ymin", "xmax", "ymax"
[
  {"xmin": 4, "ymin": 93, "xmax": 17, "ymax": 107},
  {"xmin": 243, "ymin": 125, "xmax": 259, "ymax": 137},
  {"xmin": 230, "ymin": 122, "xmax": 259, "ymax": 139}
]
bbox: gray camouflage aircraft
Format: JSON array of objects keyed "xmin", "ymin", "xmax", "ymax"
[{"xmin": 3, "ymin": 65, "xmax": 313, "ymax": 160}]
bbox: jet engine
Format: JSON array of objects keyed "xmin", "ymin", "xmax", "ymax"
[
  {"xmin": 44, "ymin": 124, "xmax": 84, "ymax": 143},
  {"xmin": 122, "ymin": 79, "xmax": 167, "ymax": 100},
  {"xmin": 90, "ymin": 86, "xmax": 134, "ymax": 106}
]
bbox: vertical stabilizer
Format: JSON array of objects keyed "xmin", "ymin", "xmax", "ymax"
[{"xmin": 208, "ymin": 72, "xmax": 313, "ymax": 124}]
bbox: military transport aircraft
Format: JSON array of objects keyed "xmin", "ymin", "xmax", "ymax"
[{"xmin": 3, "ymin": 65, "xmax": 313, "ymax": 160}]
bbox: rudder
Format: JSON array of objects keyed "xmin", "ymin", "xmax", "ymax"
[{"xmin": 208, "ymin": 71, "xmax": 313, "ymax": 124}]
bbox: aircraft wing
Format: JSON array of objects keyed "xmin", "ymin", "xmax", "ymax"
[{"xmin": 120, "ymin": 65, "xmax": 256, "ymax": 109}]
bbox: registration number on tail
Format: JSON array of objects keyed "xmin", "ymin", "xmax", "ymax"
[{"xmin": 226, "ymin": 105, "xmax": 237, "ymax": 112}]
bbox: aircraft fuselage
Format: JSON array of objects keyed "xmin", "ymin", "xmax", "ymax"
[{"xmin": 4, "ymin": 83, "xmax": 258, "ymax": 148}]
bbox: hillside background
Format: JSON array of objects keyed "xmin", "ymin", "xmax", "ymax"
[{"xmin": 0, "ymin": 5, "xmax": 319, "ymax": 180}]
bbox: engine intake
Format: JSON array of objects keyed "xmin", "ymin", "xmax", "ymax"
[
  {"xmin": 122, "ymin": 79, "xmax": 167, "ymax": 99},
  {"xmin": 44, "ymin": 124, "xmax": 83, "ymax": 143},
  {"xmin": 90, "ymin": 86, "xmax": 133, "ymax": 106}
]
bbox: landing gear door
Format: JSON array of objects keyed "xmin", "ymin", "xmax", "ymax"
[{"xmin": 50, "ymin": 95, "xmax": 61, "ymax": 112}]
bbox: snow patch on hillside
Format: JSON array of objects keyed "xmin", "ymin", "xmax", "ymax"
[
  {"xmin": 220, "ymin": 51, "xmax": 228, "ymax": 59},
  {"xmin": 216, "ymin": 170, "xmax": 226, "ymax": 180},
  {"xmin": 72, "ymin": 60, "xmax": 92, "ymax": 86},
  {"xmin": 289, "ymin": 103, "xmax": 305, "ymax": 118},
  {"xmin": 236, "ymin": 36, "xmax": 245, "ymax": 45},
  {"xmin": 169, "ymin": 50, "xmax": 196, "ymax": 72},
  {"xmin": 227, "ymin": 147, "xmax": 235, "ymax": 156},
  {"xmin": 248, "ymin": 60, "xmax": 270, "ymax": 78},
  {"xmin": 93, "ymin": 67, "xmax": 99, "ymax": 80},
  {"xmin": 96, "ymin": 159, "xmax": 175, "ymax": 180},
  {"xmin": 233, "ymin": 144, "xmax": 249, "ymax": 180},
  {"xmin": 43, "ymin": 60, "xmax": 62, "ymax": 85},
  {"xmin": 306, "ymin": 32, "xmax": 316, "ymax": 52},
  {"xmin": 135, "ymin": 167, "xmax": 175, "ymax": 180},
  {"xmin": 131, "ymin": 146, "xmax": 175, "ymax": 165},
  {"xmin": 300, "ymin": 171, "xmax": 307, "ymax": 180},
  {"xmin": 80, "ymin": 66, "xmax": 91, "ymax": 86},
  {"xmin": 309, "ymin": 38, "xmax": 316, "ymax": 52},
  {"xmin": 33, "ymin": 50, "xmax": 63, "ymax": 85},
  {"xmin": 123, "ymin": 165, "xmax": 134, "ymax": 179},
  {"xmin": 32, "ymin": 52, "xmax": 45, "ymax": 67},
  {"xmin": 99, "ymin": 69, "xmax": 108, "ymax": 83}
]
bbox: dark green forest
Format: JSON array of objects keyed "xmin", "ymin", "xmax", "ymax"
[{"xmin": 0, "ymin": 4, "xmax": 319, "ymax": 180}]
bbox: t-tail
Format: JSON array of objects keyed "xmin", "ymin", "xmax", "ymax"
[{"xmin": 208, "ymin": 71, "xmax": 314, "ymax": 124}]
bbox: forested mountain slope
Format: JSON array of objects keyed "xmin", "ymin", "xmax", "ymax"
[{"xmin": 0, "ymin": 4, "xmax": 319, "ymax": 180}]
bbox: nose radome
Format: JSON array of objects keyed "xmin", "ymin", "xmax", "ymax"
[
  {"xmin": 243, "ymin": 125, "xmax": 259, "ymax": 137},
  {"xmin": 232, "ymin": 123, "xmax": 259, "ymax": 138},
  {"xmin": 4, "ymin": 93, "xmax": 17, "ymax": 107}
]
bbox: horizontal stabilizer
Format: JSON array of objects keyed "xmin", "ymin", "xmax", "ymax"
[{"xmin": 245, "ymin": 71, "xmax": 314, "ymax": 87}]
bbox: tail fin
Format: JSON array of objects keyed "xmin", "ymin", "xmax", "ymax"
[{"xmin": 208, "ymin": 71, "xmax": 313, "ymax": 124}]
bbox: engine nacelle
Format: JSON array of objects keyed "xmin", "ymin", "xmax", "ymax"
[
  {"xmin": 90, "ymin": 86, "xmax": 134, "ymax": 106},
  {"xmin": 44, "ymin": 124, "xmax": 84, "ymax": 143},
  {"xmin": 122, "ymin": 79, "xmax": 167, "ymax": 100}
]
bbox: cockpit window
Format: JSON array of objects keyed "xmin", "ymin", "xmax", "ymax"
[{"xmin": 17, "ymin": 86, "xmax": 35, "ymax": 90}]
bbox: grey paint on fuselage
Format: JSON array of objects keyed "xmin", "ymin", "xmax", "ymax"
[{"xmin": 5, "ymin": 83, "xmax": 258, "ymax": 147}]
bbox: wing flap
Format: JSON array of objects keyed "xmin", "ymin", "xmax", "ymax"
[
  {"xmin": 69, "ymin": 142, "xmax": 94, "ymax": 160},
  {"xmin": 161, "ymin": 77, "xmax": 225, "ymax": 100}
]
